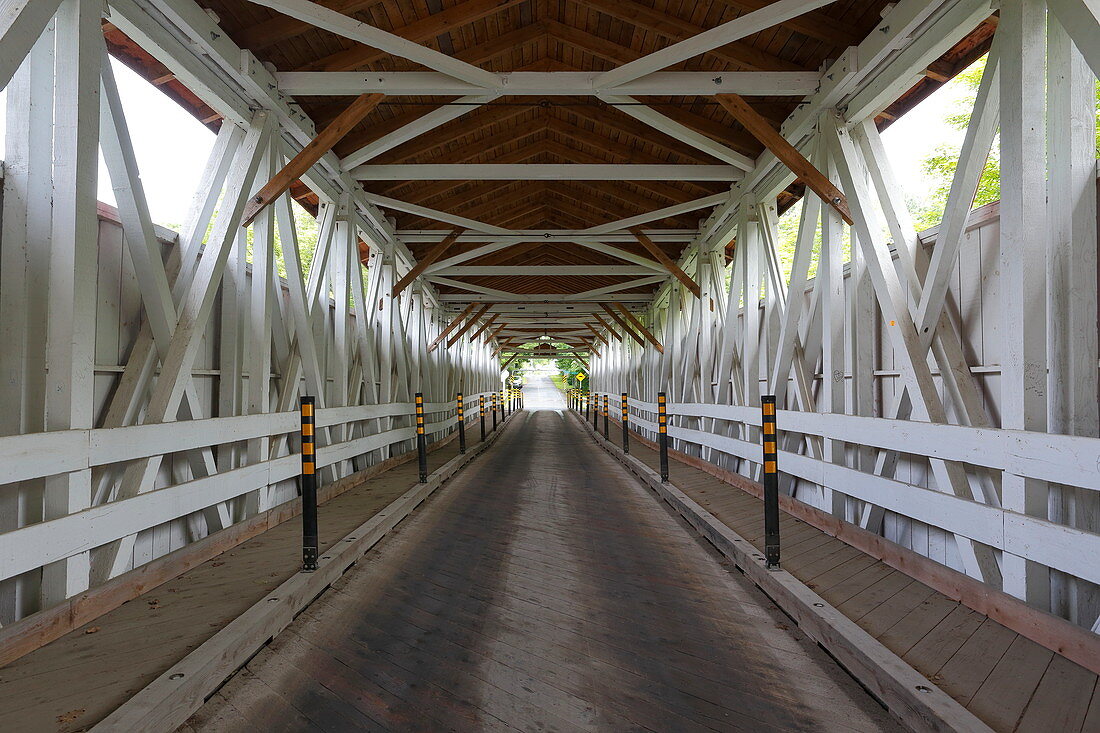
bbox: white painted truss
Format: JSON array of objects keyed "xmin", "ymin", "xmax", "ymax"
[
  {"xmin": 0, "ymin": 0, "xmax": 501, "ymax": 624},
  {"xmin": 0, "ymin": 0, "xmax": 1097, "ymax": 649},
  {"xmin": 589, "ymin": 0, "xmax": 1100, "ymax": 632}
]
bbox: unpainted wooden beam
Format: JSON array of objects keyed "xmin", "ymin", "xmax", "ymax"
[
  {"xmin": 445, "ymin": 303, "xmax": 492, "ymax": 348},
  {"xmin": 591, "ymin": 312, "xmax": 622, "ymax": 341},
  {"xmin": 468, "ymin": 312, "xmax": 500, "ymax": 341},
  {"xmin": 584, "ymin": 322, "xmax": 609, "ymax": 346},
  {"xmin": 241, "ymin": 93, "xmax": 383, "ymax": 226},
  {"xmin": 614, "ymin": 303, "xmax": 663, "ymax": 353},
  {"xmin": 628, "ymin": 226, "xmax": 701, "ymax": 298},
  {"xmin": 427, "ymin": 302, "xmax": 477, "ymax": 352},
  {"xmin": 392, "ymin": 227, "xmax": 465, "ymax": 297},
  {"xmin": 716, "ymin": 93, "xmax": 853, "ymax": 225},
  {"xmin": 599, "ymin": 303, "xmax": 645, "ymax": 345}
]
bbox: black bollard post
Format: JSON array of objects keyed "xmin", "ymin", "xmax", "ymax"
[
  {"xmin": 592, "ymin": 392, "xmax": 599, "ymax": 432},
  {"xmin": 621, "ymin": 392, "xmax": 630, "ymax": 454},
  {"xmin": 457, "ymin": 392, "xmax": 466, "ymax": 454},
  {"xmin": 492, "ymin": 392, "xmax": 498, "ymax": 431},
  {"xmin": 602, "ymin": 394, "xmax": 609, "ymax": 439},
  {"xmin": 584, "ymin": 391, "xmax": 590, "ymax": 421},
  {"xmin": 761, "ymin": 396, "xmax": 781, "ymax": 569},
  {"xmin": 658, "ymin": 392, "xmax": 669, "ymax": 482},
  {"xmin": 415, "ymin": 393, "xmax": 428, "ymax": 483},
  {"xmin": 480, "ymin": 395, "xmax": 486, "ymax": 441},
  {"xmin": 299, "ymin": 396, "xmax": 318, "ymax": 572}
]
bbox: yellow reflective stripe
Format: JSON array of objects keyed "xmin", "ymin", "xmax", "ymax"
[
  {"xmin": 763, "ymin": 423, "xmax": 775, "ymax": 435},
  {"xmin": 302, "ymin": 424, "xmax": 314, "ymax": 436},
  {"xmin": 762, "ymin": 402, "xmax": 775, "ymax": 416},
  {"xmin": 765, "ymin": 460, "xmax": 777, "ymax": 473},
  {"xmin": 303, "ymin": 444, "xmax": 314, "ymax": 455},
  {"xmin": 301, "ymin": 403, "xmax": 314, "ymax": 417}
]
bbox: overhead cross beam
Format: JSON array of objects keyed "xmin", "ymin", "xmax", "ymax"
[
  {"xmin": 392, "ymin": 227, "xmax": 465, "ymax": 297},
  {"xmin": 241, "ymin": 92, "xmax": 382, "ymax": 226},
  {"xmin": 628, "ymin": 227, "xmax": 701, "ymax": 298},
  {"xmin": 716, "ymin": 93, "xmax": 853, "ymax": 225},
  {"xmin": 351, "ymin": 164, "xmax": 742, "ymax": 181},
  {"xmin": 277, "ymin": 71, "xmax": 821, "ymax": 97}
]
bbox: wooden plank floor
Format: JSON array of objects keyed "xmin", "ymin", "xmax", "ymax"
[
  {"xmin": 610, "ymin": 420, "xmax": 1100, "ymax": 733},
  {"xmin": 187, "ymin": 381, "xmax": 901, "ymax": 732},
  {"xmin": 0, "ymin": 437, "xmax": 471, "ymax": 732}
]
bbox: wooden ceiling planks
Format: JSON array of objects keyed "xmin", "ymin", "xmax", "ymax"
[{"xmin": 122, "ymin": 0, "xmax": 994, "ymax": 302}]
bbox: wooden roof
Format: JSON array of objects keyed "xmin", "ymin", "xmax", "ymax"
[{"xmin": 106, "ymin": 0, "xmax": 994, "ymax": 319}]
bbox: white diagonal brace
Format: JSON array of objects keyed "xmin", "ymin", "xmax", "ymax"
[
  {"xmin": 341, "ymin": 95, "xmax": 495, "ymax": 169},
  {"xmin": 0, "ymin": 0, "xmax": 64, "ymax": 92},
  {"xmin": 363, "ymin": 192, "xmax": 512, "ymax": 234},
  {"xmin": 582, "ymin": 193, "xmax": 729, "ymax": 235},
  {"xmin": 244, "ymin": 0, "xmax": 501, "ymax": 88},
  {"xmin": 594, "ymin": 0, "xmax": 837, "ymax": 88},
  {"xmin": 599, "ymin": 94, "xmax": 755, "ymax": 170}
]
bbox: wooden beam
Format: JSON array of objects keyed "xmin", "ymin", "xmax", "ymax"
[
  {"xmin": 591, "ymin": 313, "xmax": 622, "ymax": 341},
  {"xmin": 599, "ymin": 304, "xmax": 645, "ymax": 346},
  {"xmin": 427, "ymin": 302, "xmax": 477, "ymax": 352},
  {"xmin": 241, "ymin": 93, "xmax": 382, "ymax": 226},
  {"xmin": 445, "ymin": 303, "xmax": 492, "ymax": 348},
  {"xmin": 628, "ymin": 226, "xmax": 701, "ymax": 298},
  {"xmin": 485, "ymin": 322, "xmax": 507, "ymax": 344},
  {"xmin": 614, "ymin": 303, "xmax": 663, "ymax": 353},
  {"xmin": 468, "ymin": 312, "xmax": 500, "ymax": 341},
  {"xmin": 492, "ymin": 337, "xmax": 517, "ymax": 356},
  {"xmin": 716, "ymin": 93, "xmax": 853, "ymax": 225},
  {"xmin": 584, "ymin": 322, "xmax": 609, "ymax": 346},
  {"xmin": 577, "ymin": 336, "xmax": 602, "ymax": 358},
  {"xmin": 392, "ymin": 227, "xmax": 465, "ymax": 297},
  {"xmin": 501, "ymin": 352, "xmax": 521, "ymax": 369}
]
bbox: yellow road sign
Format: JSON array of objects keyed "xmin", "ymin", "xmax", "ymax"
[{"xmin": 576, "ymin": 373, "xmax": 587, "ymax": 382}]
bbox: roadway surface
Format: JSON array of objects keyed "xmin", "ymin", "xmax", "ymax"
[{"xmin": 187, "ymin": 375, "xmax": 899, "ymax": 732}]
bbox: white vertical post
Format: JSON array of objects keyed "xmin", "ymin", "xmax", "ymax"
[
  {"xmin": 999, "ymin": 0, "xmax": 1050, "ymax": 607},
  {"xmin": 41, "ymin": 0, "xmax": 100, "ymax": 604},
  {"xmin": 1047, "ymin": 11, "xmax": 1098, "ymax": 623},
  {"xmin": 0, "ymin": 18, "xmax": 55, "ymax": 621}
]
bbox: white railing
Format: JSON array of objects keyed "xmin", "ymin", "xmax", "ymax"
[
  {"xmin": 0, "ymin": 394, "xmax": 495, "ymax": 586},
  {"xmin": 592, "ymin": 391, "xmax": 1100, "ymax": 594}
]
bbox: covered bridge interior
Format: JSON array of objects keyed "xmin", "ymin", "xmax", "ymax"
[{"xmin": 0, "ymin": 0, "xmax": 1098, "ymax": 731}]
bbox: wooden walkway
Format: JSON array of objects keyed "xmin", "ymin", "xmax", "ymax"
[
  {"xmin": 594, "ymin": 415, "xmax": 1100, "ymax": 733},
  {"xmin": 186, "ymin": 391, "xmax": 900, "ymax": 732},
  {"xmin": 0, "ymin": 435, "xmax": 473, "ymax": 732}
]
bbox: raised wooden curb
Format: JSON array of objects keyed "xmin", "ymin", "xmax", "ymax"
[
  {"xmin": 572, "ymin": 411, "xmax": 993, "ymax": 733},
  {"xmin": 90, "ymin": 412, "xmax": 518, "ymax": 733},
  {"xmin": 0, "ymin": 416, "xmax": 478, "ymax": 669}
]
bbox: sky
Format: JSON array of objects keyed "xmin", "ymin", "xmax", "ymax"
[{"xmin": 0, "ymin": 57, "xmax": 974, "ymax": 229}]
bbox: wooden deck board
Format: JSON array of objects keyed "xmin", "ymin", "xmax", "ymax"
[
  {"xmin": 608, "ymin": 419, "xmax": 1100, "ymax": 733},
  {"xmin": 188, "ymin": 398, "xmax": 901, "ymax": 733},
  {"xmin": 0, "ymin": 440, "xmax": 470, "ymax": 732}
]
